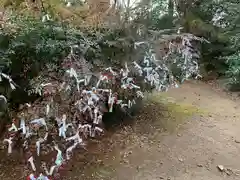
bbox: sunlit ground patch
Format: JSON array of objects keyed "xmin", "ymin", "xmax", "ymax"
[{"xmin": 137, "ymin": 92, "xmax": 204, "ymax": 134}]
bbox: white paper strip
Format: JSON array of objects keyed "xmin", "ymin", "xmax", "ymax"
[{"xmin": 28, "ymin": 156, "xmax": 36, "ymax": 171}]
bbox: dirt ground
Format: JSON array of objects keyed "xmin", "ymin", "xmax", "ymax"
[{"xmin": 1, "ymin": 80, "xmax": 240, "ymax": 179}]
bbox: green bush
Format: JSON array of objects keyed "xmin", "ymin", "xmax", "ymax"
[
  {"xmin": 0, "ymin": 15, "xmax": 134, "ymax": 107},
  {"xmin": 224, "ymin": 52, "xmax": 240, "ymax": 90}
]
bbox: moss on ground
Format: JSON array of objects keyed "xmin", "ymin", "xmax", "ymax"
[{"xmin": 141, "ymin": 92, "xmax": 205, "ymax": 133}]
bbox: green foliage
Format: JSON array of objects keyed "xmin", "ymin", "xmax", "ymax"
[
  {"xmin": 147, "ymin": 0, "xmax": 240, "ymax": 89},
  {"xmin": 174, "ymin": 0, "xmax": 240, "ymax": 81},
  {"xmin": 148, "ymin": 0, "xmax": 174, "ymax": 30},
  {"xmin": 0, "ymin": 15, "xmax": 134, "ymax": 107},
  {"xmin": 223, "ymin": 52, "xmax": 240, "ymax": 90},
  {"xmin": 225, "ymin": 52, "xmax": 240, "ymax": 82},
  {"xmin": 214, "ymin": 1, "xmax": 240, "ymax": 89}
]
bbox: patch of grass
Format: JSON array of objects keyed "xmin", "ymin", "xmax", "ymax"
[
  {"xmin": 139, "ymin": 92, "xmax": 205, "ymax": 134},
  {"xmin": 148, "ymin": 92, "xmax": 204, "ymax": 114}
]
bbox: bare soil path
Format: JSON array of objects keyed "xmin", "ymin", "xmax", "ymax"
[{"xmin": 1, "ymin": 80, "xmax": 240, "ymax": 180}]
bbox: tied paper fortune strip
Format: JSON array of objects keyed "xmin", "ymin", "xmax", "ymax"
[
  {"xmin": 28, "ymin": 156, "xmax": 36, "ymax": 171},
  {"xmin": 3, "ymin": 137, "xmax": 13, "ymax": 154}
]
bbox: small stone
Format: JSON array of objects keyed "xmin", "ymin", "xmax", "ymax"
[
  {"xmin": 97, "ymin": 159, "xmax": 103, "ymax": 164},
  {"xmin": 234, "ymin": 170, "xmax": 240, "ymax": 176},
  {"xmin": 206, "ymin": 166, "xmax": 211, "ymax": 171},
  {"xmin": 235, "ymin": 139, "xmax": 240, "ymax": 143},
  {"xmin": 217, "ymin": 165, "xmax": 224, "ymax": 171},
  {"xmin": 225, "ymin": 168, "xmax": 233, "ymax": 176},
  {"xmin": 197, "ymin": 164, "xmax": 203, "ymax": 167},
  {"xmin": 178, "ymin": 158, "xmax": 183, "ymax": 162}
]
